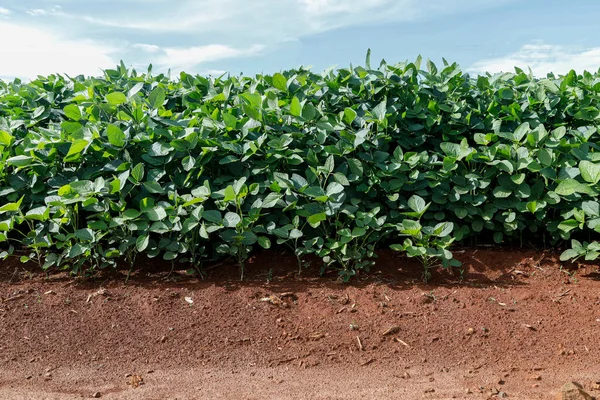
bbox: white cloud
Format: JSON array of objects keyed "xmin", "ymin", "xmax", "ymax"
[
  {"xmin": 132, "ymin": 43, "xmax": 161, "ymax": 53},
  {"xmin": 298, "ymin": 0, "xmax": 387, "ymax": 15},
  {"xmin": 37, "ymin": 0, "xmax": 513, "ymax": 40},
  {"xmin": 469, "ymin": 43, "xmax": 600, "ymax": 76},
  {"xmin": 157, "ymin": 44, "xmax": 265, "ymax": 72},
  {"xmin": 204, "ymin": 69, "xmax": 228, "ymax": 76},
  {"xmin": 26, "ymin": 9, "xmax": 47, "ymax": 16},
  {"xmin": 0, "ymin": 21, "xmax": 117, "ymax": 79},
  {"xmin": 0, "ymin": 7, "xmax": 10, "ymax": 16}
]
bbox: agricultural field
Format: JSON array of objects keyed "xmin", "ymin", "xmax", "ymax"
[{"xmin": 1, "ymin": 58, "xmax": 600, "ymax": 398}]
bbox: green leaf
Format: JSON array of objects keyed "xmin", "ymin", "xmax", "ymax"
[
  {"xmin": 493, "ymin": 232, "xmax": 503, "ymax": 244},
  {"xmin": 433, "ymin": 222, "xmax": 453, "ymax": 237},
  {"xmin": 106, "ymin": 92, "xmax": 127, "ymax": 106},
  {"xmin": 106, "ymin": 124, "xmax": 125, "ymax": 147},
  {"xmin": 372, "ymin": 100, "xmax": 387, "ymax": 122},
  {"xmin": 513, "ymin": 122, "xmax": 530, "ymax": 142},
  {"xmin": 202, "ymin": 210, "xmax": 222, "ymax": 224},
  {"xmin": 307, "ymin": 213, "xmax": 327, "ymax": 227},
  {"xmin": 262, "ymin": 193, "xmax": 282, "ymax": 208},
  {"xmin": 223, "ymin": 185, "xmax": 236, "ymax": 202},
  {"xmin": 223, "ymin": 212, "xmax": 241, "ymax": 228},
  {"xmin": 303, "ymin": 186, "xmax": 326, "ymax": 198},
  {"xmin": 344, "ymin": 108, "xmax": 357, "ymax": 125},
  {"xmin": 7, "ymin": 155, "xmax": 33, "ymax": 167},
  {"xmin": 326, "ymin": 182, "xmax": 344, "ymax": 197},
  {"xmin": 64, "ymin": 139, "xmax": 89, "ymax": 162},
  {"xmin": 146, "ymin": 206, "xmax": 167, "ymax": 221},
  {"xmin": 241, "ymin": 231, "xmax": 258, "ymax": 246},
  {"xmin": 63, "ymin": 104, "xmax": 82, "ymax": 121},
  {"xmin": 555, "ymin": 179, "xmax": 594, "ymax": 196},
  {"xmin": 0, "ymin": 201, "xmax": 21, "ymax": 213},
  {"xmin": 582, "ymin": 201, "xmax": 600, "ymax": 217},
  {"xmin": 579, "ymin": 160, "xmax": 600, "ymax": 184},
  {"xmin": 272, "ymin": 73, "xmax": 287, "ymax": 91},
  {"xmin": 148, "ymin": 86, "xmax": 166, "ymax": 108},
  {"xmin": 347, "ymin": 159, "xmax": 363, "ymax": 177},
  {"xmin": 0, "ymin": 130, "xmax": 14, "ymax": 146},
  {"xmin": 290, "ymin": 96, "xmax": 303, "ymax": 117},
  {"xmin": 399, "ymin": 219, "xmax": 421, "ymax": 236},
  {"xmin": 143, "ymin": 181, "xmax": 164, "ymax": 194},
  {"xmin": 258, "ymin": 236, "xmax": 271, "ymax": 249},
  {"xmin": 560, "ymin": 249, "xmax": 580, "ymax": 261},
  {"xmin": 408, "ymin": 195, "xmax": 427, "ymax": 214},
  {"xmin": 131, "ymin": 163, "xmax": 145, "ymax": 183},
  {"xmin": 75, "ymin": 228, "xmax": 94, "ymax": 241}
]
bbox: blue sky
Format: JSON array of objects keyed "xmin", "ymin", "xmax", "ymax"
[{"xmin": 1, "ymin": 0, "xmax": 599, "ymax": 79}]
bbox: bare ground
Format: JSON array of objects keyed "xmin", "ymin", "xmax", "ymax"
[{"xmin": 1, "ymin": 249, "xmax": 599, "ymax": 399}]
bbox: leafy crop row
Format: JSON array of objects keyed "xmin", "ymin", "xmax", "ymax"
[{"xmin": 1, "ymin": 55, "xmax": 599, "ymax": 280}]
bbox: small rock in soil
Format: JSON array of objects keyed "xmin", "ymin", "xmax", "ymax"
[
  {"xmin": 92, "ymin": 392, "xmax": 101, "ymax": 398},
  {"xmin": 556, "ymin": 382, "xmax": 593, "ymax": 400}
]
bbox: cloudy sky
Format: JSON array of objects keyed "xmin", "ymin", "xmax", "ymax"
[{"xmin": 1, "ymin": 0, "xmax": 599, "ymax": 79}]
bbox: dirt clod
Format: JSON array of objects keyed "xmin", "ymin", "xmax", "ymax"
[
  {"xmin": 127, "ymin": 375, "xmax": 144, "ymax": 388},
  {"xmin": 556, "ymin": 382, "xmax": 593, "ymax": 400}
]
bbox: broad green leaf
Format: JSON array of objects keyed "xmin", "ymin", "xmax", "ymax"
[
  {"xmin": 272, "ymin": 73, "xmax": 287, "ymax": 91},
  {"xmin": 408, "ymin": 195, "xmax": 427, "ymax": 214},
  {"xmin": 0, "ymin": 130, "xmax": 13, "ymax": 146},
  {"xmin": 131, "ymin": 163, "xmax": 145, "ymax": 183},
  {"xmin": 324, "ymin": 154, "xmax": 334, "ymax": 174},
  {"xmin": 148, "ymin": 86, "xmax": 166, "ymax": 108},
  {"xmin": 399, "ymin": 219, "xmax": 421, "ymax": 236},
  {"xmin": 555, "ymin": 179, "xmax": 595, "ymax": 196},
  {"xmin": 146, "ymin": 206, "xmax": 167, "ymax": 221},
  {"xmin": 0, "ymin": 202, "xmax": 20, "ymax": 213},
  {"xmin": 560, "ymin": 249, "xmax": 580, "ymax": 261},
  {"xmin": 307, "ymin": 212, "xmax": 327, "ymax": 227},
  {"xmin": 106, "ymin": 92, "xmax": 127, "ymax": 105},
  {"xmin": 223, "ymin": 185, "xmax": 236, "ymax": 202},
  {"xmin": 290, "ymin": 96, "xmax": 303, "ymax": 117},
  {"xmin": 143, "ymin": 181, "xmax": 164, "ymax": 194},
  {"xmin": 582, "ymin": 201, "xmax": 600, "ymax": 217},
  {"xmin": 223, "ymin": 212, "xmax": 241, "ymax": 228},
  {"xmin": 202, "ymin": 210, "xmax": 222, "ymax": 224},
  {"xmin": 326, "ymin": 182, "xmax": 344, "ymax": 196},
  {"xmin": 579, "ymin": 160, "xmax": 600, "ymax": 184},
  {"xmin": 7, "ymin": 155, "xmax": 33, "ymax": 167},
  {"xmin": 64, "ymin": 139, "xmax": 89, "ymax": 162},
  {"xmin": 75, "ymin": 228, "xmax": 94, "ymax": 241},
  {"xmin": 344, "ymin": 108, "xmax": 357, "ymax": 125},
  {"xmin": 106, "ymin": 124, "xmax": 126, "ymax": 147},
  {"xmin": 372, "ymin": 100, "xmax": 387, "ymax": 122},
  {"xmin": 258, "ymin": 236, "xmax": 271, "ymax": 249},
  {"xmin": 433, "ymin": 222, "xmax": 453, "ymax": 237},
  {"xmin": 262, "ymin": 193, "xmax": 282, "ymax": 208},
  {"xmin": 303, "ymin": 186, "xmax": 326, "ymax": 198},
  {"xmin": 513, "ymin": 122, "xmax": 530, "ymax": 142},
  {"xmin": 63, "ymin": 104, "xmax": 82, "ymax": 121}
]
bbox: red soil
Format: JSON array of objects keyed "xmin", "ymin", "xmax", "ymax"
[{"xmin": 0, "ymin": 249, "xmax": 599, "ymax": 399}]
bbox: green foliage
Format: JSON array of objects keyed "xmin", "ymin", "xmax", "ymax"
[
  {"xmin": 390, "ymin": 196, "xmax": 461, "ymax": 281},
  {"xmin": 2, "ymin": 55, "xmax": 600, "ymax": 278}
]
